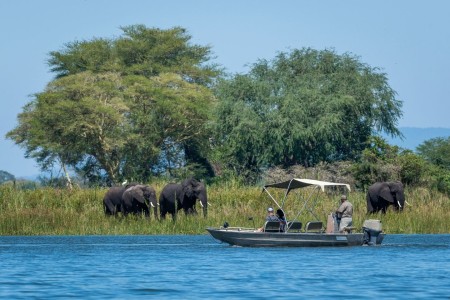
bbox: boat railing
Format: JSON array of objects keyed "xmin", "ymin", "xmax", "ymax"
[{"xmin": 220, "ymin": 226, "xmax": 256, "ymax": 232}]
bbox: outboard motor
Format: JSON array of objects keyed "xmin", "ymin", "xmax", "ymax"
[{"xmin": 362, "ymin": 219, "xmax": 382, "ymax": 246}]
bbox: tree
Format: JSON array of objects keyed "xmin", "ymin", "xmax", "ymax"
[
  {"xmin": 7, "ymin": 25, "xmax": 219, "ymax": 184},
  {"xmin": 351, "ymin": 136, "xmax": 402, "ymax": 189},
  {"xmin": 0, "ymin": 170, "xmax": 15, "ymax": 184},
  {"xmin": 417, "ymin": 136, "xmax": 450, "ymax": 170},
  {"xmin": 212, "ymin": 48, "xmax": 403, "ymax": 181},
  {"xmin": 417, "ymin": 136, "xmax": 450, "ymax": 195}
]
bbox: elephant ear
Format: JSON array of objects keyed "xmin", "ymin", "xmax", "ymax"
[
  {"xmin": 389, "ymin": 182, "xmax": 402, "ymax": 193},
  {"xmin": 128, "ymin": 185, "xmax": 146, "ymax": 204},
  {"xmin": 379, "ymin": 186, "xmax": 395, "ymax": 203},
  {"xmin": 143, "ymin": 186, "xmax": 155, "ymax": 198},
  {"xmin": 182, "ymin": 179, "xmax": 195, "ymax": 198},
  {"xmin": 194, "ymin": 181, "xmax": 205, "ymax": 194},
  {"xmin": 190, "ymin": 178, "xmax": 200, "ymax": 187}
]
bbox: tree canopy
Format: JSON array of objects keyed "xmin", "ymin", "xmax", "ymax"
[
  {"xmin": 212, "ymin": 48, "xmax": 403, "ymax": 180},
  {"xmin": 417, "ymin": 136, "xmax": 450, "ymax": 170},
  {"xmin": 7, "ymin": 25, "xmax": 220, "ymax": 184},
  {"xmin": 7, "ymin": 28, "xmax": 408, "ymax": 185}
]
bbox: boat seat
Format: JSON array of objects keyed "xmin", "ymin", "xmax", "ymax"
[
  {"xmin": 264, "ymin": 221, "xmax": 281, "ymax": 232},
  {"xmin": 305, "ymin": 221, "xmax": 323, "ymax": 233},
  {"xmin": 287, "ymin": 221, "xmax": 302, "ymax": 232}
]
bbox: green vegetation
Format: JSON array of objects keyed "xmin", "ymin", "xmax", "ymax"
[
  {"xmin": 7, "ymin": 25, "xmax": 219, "ymax": 185},
  {"xmin": 6, "ymin": 25, "xmax": 407, "ymax": 187},
  {"xmin": 0, "ymin": 170, "xmax": 15, "ymax": 184},
  {"xmin": 213, "ymin": 49, "xmax": 402, "ymax": 181},
  {"xmin": 3, "ymin": 25, "xmax": 449, "ymax": 236},
  {"xmin": 1, "ymin": 184, "xmax": 448, "ymax": 236}
]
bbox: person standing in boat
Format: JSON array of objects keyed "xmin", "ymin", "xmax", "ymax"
[{"xmin": 336, "ymin": 195, "xmax": 353, "ymax": 232}]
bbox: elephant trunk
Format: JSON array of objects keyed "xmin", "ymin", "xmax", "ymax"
[
  {"xmin": 150, "ymin": 196, "xmax": 158, "ymax": 220},
  {"xmin": 198, "ymin": 190, "xmax": 208, "ymax": 218},
  {"xmin": 395, "ymin": 190, "xmax": 405, "ymax": 211},
  {"xmin": 153, "ymin": 203, "xmax": 158, "ymax": 220}
]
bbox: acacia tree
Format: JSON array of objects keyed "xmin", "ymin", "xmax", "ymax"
[
  {"xmin": 7, "ymin": 25, "xmax": 219, "ymax": 184},
  {"xmin": 212, "ymin": 48, "xmax": 403, "ymax": 181}
]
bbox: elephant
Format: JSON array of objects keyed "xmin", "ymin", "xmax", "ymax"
[
  {"xmin": 366, "ymin": 181, "xmax": 405, "ymax": 213},
  {"xmin": 159, "ymin": 178, "xmax": 208, "ymax": 220},
  {"xmin": 121, "ymin": 184, "xmax": 158, "ymax": 219},
  {"xmin": 103, "ymin": 183, "xmax": 137, "ymax": 216}
]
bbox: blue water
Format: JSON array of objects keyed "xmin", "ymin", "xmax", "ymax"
[{"xmin": 0, "ymin": 234, "xmax": 449, "ymax": 299}]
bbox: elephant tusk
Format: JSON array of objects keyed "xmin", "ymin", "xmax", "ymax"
[
  {"xmin": 397, "ymin": 200, "xmax": 402, "ymax": 208},
  {"xmin": 208, "ymin": 202, "xmax": 212, "ymax": 206},
  {"xmin": 150, "ymin": 202, "xmax": 155, "ymax": 208},
  {"xmin": 405, "ymin": 200, "xmax": 411, "ymax": 206},
  {"xmin": 199, "ymin": 201, "xmax": 204, "ymax": 208}
]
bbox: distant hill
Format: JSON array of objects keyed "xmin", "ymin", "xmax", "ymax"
[{"xmin": 382, "ymin": 127, "xmax": 450, "ymax": 151}]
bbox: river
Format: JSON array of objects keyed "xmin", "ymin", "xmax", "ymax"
[{"xmin": 0, "ymin": 234, "xmax": 449, "ymax": 299}]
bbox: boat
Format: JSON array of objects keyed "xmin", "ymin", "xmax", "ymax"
[{"xmin": 206, "ymin": 178, "xmax": 384, "ymax": 247}]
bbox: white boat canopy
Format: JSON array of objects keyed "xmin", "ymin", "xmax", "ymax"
[
  {"xmin": 263, "ymin": 178, "xmax": 351, "ymax": 193},
  {"xmin": 262, "ymin": 179, "xmax": 351, "ymax": 222}
]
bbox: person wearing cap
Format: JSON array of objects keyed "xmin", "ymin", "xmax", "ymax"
[
  {"xmin": 336, "ymin": 195, "xmax": 353, "ymax": 232},
  {"xmin": 266, "ymin": 207, "xmax": 279, "ymax": 221},
  {"xmin": 257, "ymin": 207, "xmax": 280, "ymax": 231}
]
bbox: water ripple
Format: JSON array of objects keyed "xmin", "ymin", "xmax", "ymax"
[{"xmin": 0, "ymin": 234, "xmax": 449, "ymax": 299}]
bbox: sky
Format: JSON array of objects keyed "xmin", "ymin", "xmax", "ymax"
[{"xmin": 1, "ymin": 0, "xmax": 449, "ymax": 178}]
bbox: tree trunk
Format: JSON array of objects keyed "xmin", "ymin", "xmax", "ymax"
[{"xmin": 59, "ymin": 158, "xmax": 73, "ymax": 190}]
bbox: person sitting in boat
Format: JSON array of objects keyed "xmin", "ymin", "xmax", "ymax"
[
  {"xmin": 257, "ymin": 207, "xmax": 279, "ymax": 231},
  {"xmin": 276, "ymin": 209, "xmax": 287, "ymax": 232},
  {"xmin": 266, "ymin": 207, "xmax": 279, "ymax": 221},
  {"xmin": 336, "ymin": 195, "xmax": 353, "ymax": 232}
]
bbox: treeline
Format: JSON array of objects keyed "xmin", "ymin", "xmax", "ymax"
[{"xmin": 4, "ymin": 25, "xmax": 450, "ymax": 194}]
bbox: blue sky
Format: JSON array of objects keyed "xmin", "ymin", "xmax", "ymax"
[{"xmin": 1, "ymin": 0, "xmax": 449, "ymax": 178}]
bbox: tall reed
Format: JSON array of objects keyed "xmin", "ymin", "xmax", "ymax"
[{"xmin": 0, "ymin": 184, "xmax": 448, "ymax": 235}]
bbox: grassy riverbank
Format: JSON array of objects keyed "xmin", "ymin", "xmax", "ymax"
[{"xmin": 0, "ymin": 183, "xmax": 449, "ymax": 235}]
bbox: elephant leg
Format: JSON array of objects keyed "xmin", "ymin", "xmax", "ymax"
[
  {"xmin": 121, "ymin": 203, "xmax": 130, "ymax": 216},
  {"xmin": 366, "ymin": 196, "xmax": 374, "ymax": 213},
  {"xmin": 103, "ymin": 204, "xmax": 111, "ymax": 215},
  {"xmin": 104, "ymin": 201, "xmax": 115, "ymax": 215},
  {"xmin": 160, "ymin": 203, "xmax": 167, "ymax": 219},
  {"xmin": 109, "ymin": 205, "xmax": 116, "ymax": 215},
  {"xmin": 185, "ymin": 207, "xmax": 197, "ymax": 215}
]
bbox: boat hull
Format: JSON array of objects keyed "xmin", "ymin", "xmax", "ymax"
[{"xmin": 206, "ymin": 227, "xmax": 384, "ymax": 247}]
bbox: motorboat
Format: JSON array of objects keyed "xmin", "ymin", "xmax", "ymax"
[{"xmin": 206, "ymin": 178, "xmax": 384, "ymax": 247}]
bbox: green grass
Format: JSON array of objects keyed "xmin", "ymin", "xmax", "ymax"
[{"xmin": 0, "ymin": 183, "xmax": 449, "ymax": 235}]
